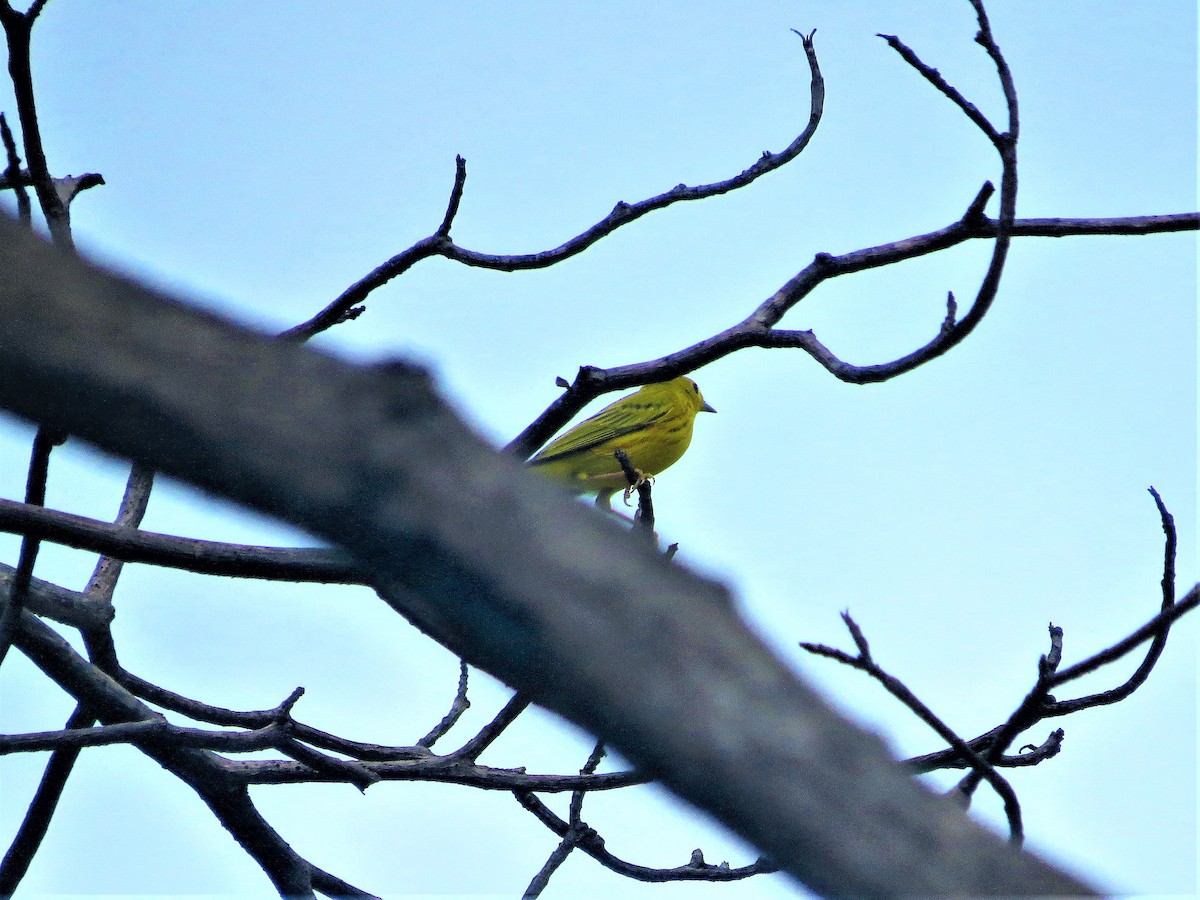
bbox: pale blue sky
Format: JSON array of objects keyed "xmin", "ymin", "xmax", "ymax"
[{"xmin": 1, "ymin": 2, "xmax": 1196, "ymax": 897}]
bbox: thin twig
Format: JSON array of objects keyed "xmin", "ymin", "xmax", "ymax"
[
  {"xmin": 0, "ymin": 428, "xmax": 58, "ymax": 666},
  {"xmin": 0, "ymin": 112, "xmax": 31, "ymax": 224},
  {"xmin": 83, "ymin": 462, "xmax": 155, "ymax": 601},
  {"xmin": 1047, "ymin": 487, "xmax": 1180, "ymax": 711},
  {"xmin": 0, "ymin": 704, "xmax": 92, "ymax": 894},
  {"xmin": 453, "ymin": 692, "xmax": 531, "ymax": 761},
  {"xmin": 1050, "ymin": 585, "xmax": 1198, "ymax": 693},
  {"xmin": 435, "ymin": 154, "xmax": 467, "ymax": 237},
  {"xmin": 522, "ymin": 830, "xmax": 578, "ymax": 899},
  {"xmin": 877, "ymin": 32, "xmax": 1001, "ymax": 147},
  {"xmin": 417, "ymin": 659, "xmax": 470, "ymax": 748},
  {"xmin": 514, "ymin": 791, "xmax": 775, "ymax": 883}
]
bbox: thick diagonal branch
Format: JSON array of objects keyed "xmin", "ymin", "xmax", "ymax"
[{"xmin": 0, "ymin": 213, "xmax": 1093, "ymax": 897}]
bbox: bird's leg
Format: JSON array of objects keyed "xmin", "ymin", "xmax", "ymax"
[{"xmin": 594, "ymin": 489, "xmax": 637, "ymax": 523}]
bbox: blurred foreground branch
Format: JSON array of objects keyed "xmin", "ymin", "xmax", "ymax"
[{"xmin": 0, "ymin": 212, "xmax": 1093, "ymax": 897}]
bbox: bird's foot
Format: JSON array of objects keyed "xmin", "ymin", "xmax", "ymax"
[{"xmin": 622, "ymin": 470, "xmax": 652, "ymax": 506}]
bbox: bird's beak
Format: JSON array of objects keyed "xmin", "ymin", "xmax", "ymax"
[{"xmin": 701, "ymin": 401, "xmax": 717, "ymax": 413}]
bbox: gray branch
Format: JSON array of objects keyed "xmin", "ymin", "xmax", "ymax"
[{"xmin": 0, "ymin": 212, "xmax": 1093, "ymax": 897}]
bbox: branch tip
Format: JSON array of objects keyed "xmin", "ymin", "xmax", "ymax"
[{"xmin": 840, "ymin": 611, "xmax": 871, "ymax": 659}]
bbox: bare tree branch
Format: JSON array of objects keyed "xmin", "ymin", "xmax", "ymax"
[
  {"xmin": 515, "ymin": 790, "xmax": 775, "ymax": 885},
  {"xmin": 417, "ymin": 659, "xmax": 471, "ymax": 749},
  {"xmin": 453, "ymin": 692, "xmax": 532, "ymax": 762},
  {"xmin": 811, "ymin": 491, "xmax": 1198, "ymax": 788},
  {"xmin": 280, "ymin": 31, "xmax": 825, "ymax": 342},
  {"xmin": 896, "ymin": 482, "xmax": 1196, "ymax": 782},
  {"xmin": 505, "ymin": 203, "xmax": 1199, "ymax": 458},
  {"xmin": 516, "ymin": 739, "xmax": 737, "ymax": 895},
  {"xmin": 0, "ymin": 112, "xmax": 31, "ymax": 224},
  {"xmin": 0, "ymin": 703, "xmax": 92, "ymax": 894},
  {"xmin": 114, "ymin": 670, "xmax": 431, "ymax": 760},
  {"xmin": 228, "ymin": 758, "xmax": 643, "ymax": 793},
  {"xmin": 522, "ymin": 742, "xmax": 610, "ymax": 897},
  {"xmin": 0, "ymin": 0, "xmax": 77, "ymax": 247},
  {"xmin": 508, "ymin": 0, "xmax": 1031, "ymax": 457},
  {"xmin": 0, "ymin": 427, "xmax": 58, "ymax": 666},
  {"xmin": 0, "ymin": 497, "xmax": 362, "ymax": 584},
  {"xmin": 801, "ymin": 612, "xmax": 1024, "ymax": 843},
  {"xmin": 1048, "ymin": 486, "xmax": 1180, "ymax": 709},
  {"xmin": 11, "ymin": 609, "xmax": 366, "ymax": 898}
]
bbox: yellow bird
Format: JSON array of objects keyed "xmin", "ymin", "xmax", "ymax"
[{"xmin": 528, "ymin": 376, "xmax": 716, "ymax": 509}]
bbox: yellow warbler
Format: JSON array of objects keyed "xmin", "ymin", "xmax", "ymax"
[{"xmin": 528, "ymin": 376, "xmax": 716, "ymax": 508}]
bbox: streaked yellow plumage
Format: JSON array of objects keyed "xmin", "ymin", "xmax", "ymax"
[{"xmin": 528, "ymin": 376, "xmax": 716, "ymax": 507}]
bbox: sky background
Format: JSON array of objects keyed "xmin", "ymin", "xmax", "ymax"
[{"xmin": 0, "ymin": 2, "xmax": 1196, "ymax": 897}]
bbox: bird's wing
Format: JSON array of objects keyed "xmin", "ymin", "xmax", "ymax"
[{"xmin": 530, "ymin": 401, "xmax": 671, "ymax": 463}]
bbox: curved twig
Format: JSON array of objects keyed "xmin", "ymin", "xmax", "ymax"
[
  {"xmin": 1047, "ymin": 487, "xmax": 1179, "ymax": 711},
  {"xmin": 515, "ymin": 791, "xmax": 775, "ymax": 883},
  {"xmin": 417, "ymin": 658, "xmax": 471, "ymax": 748},
  {"xmin": 281, "ymin": 31, "xmax": 824, "ymax": 342}
]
